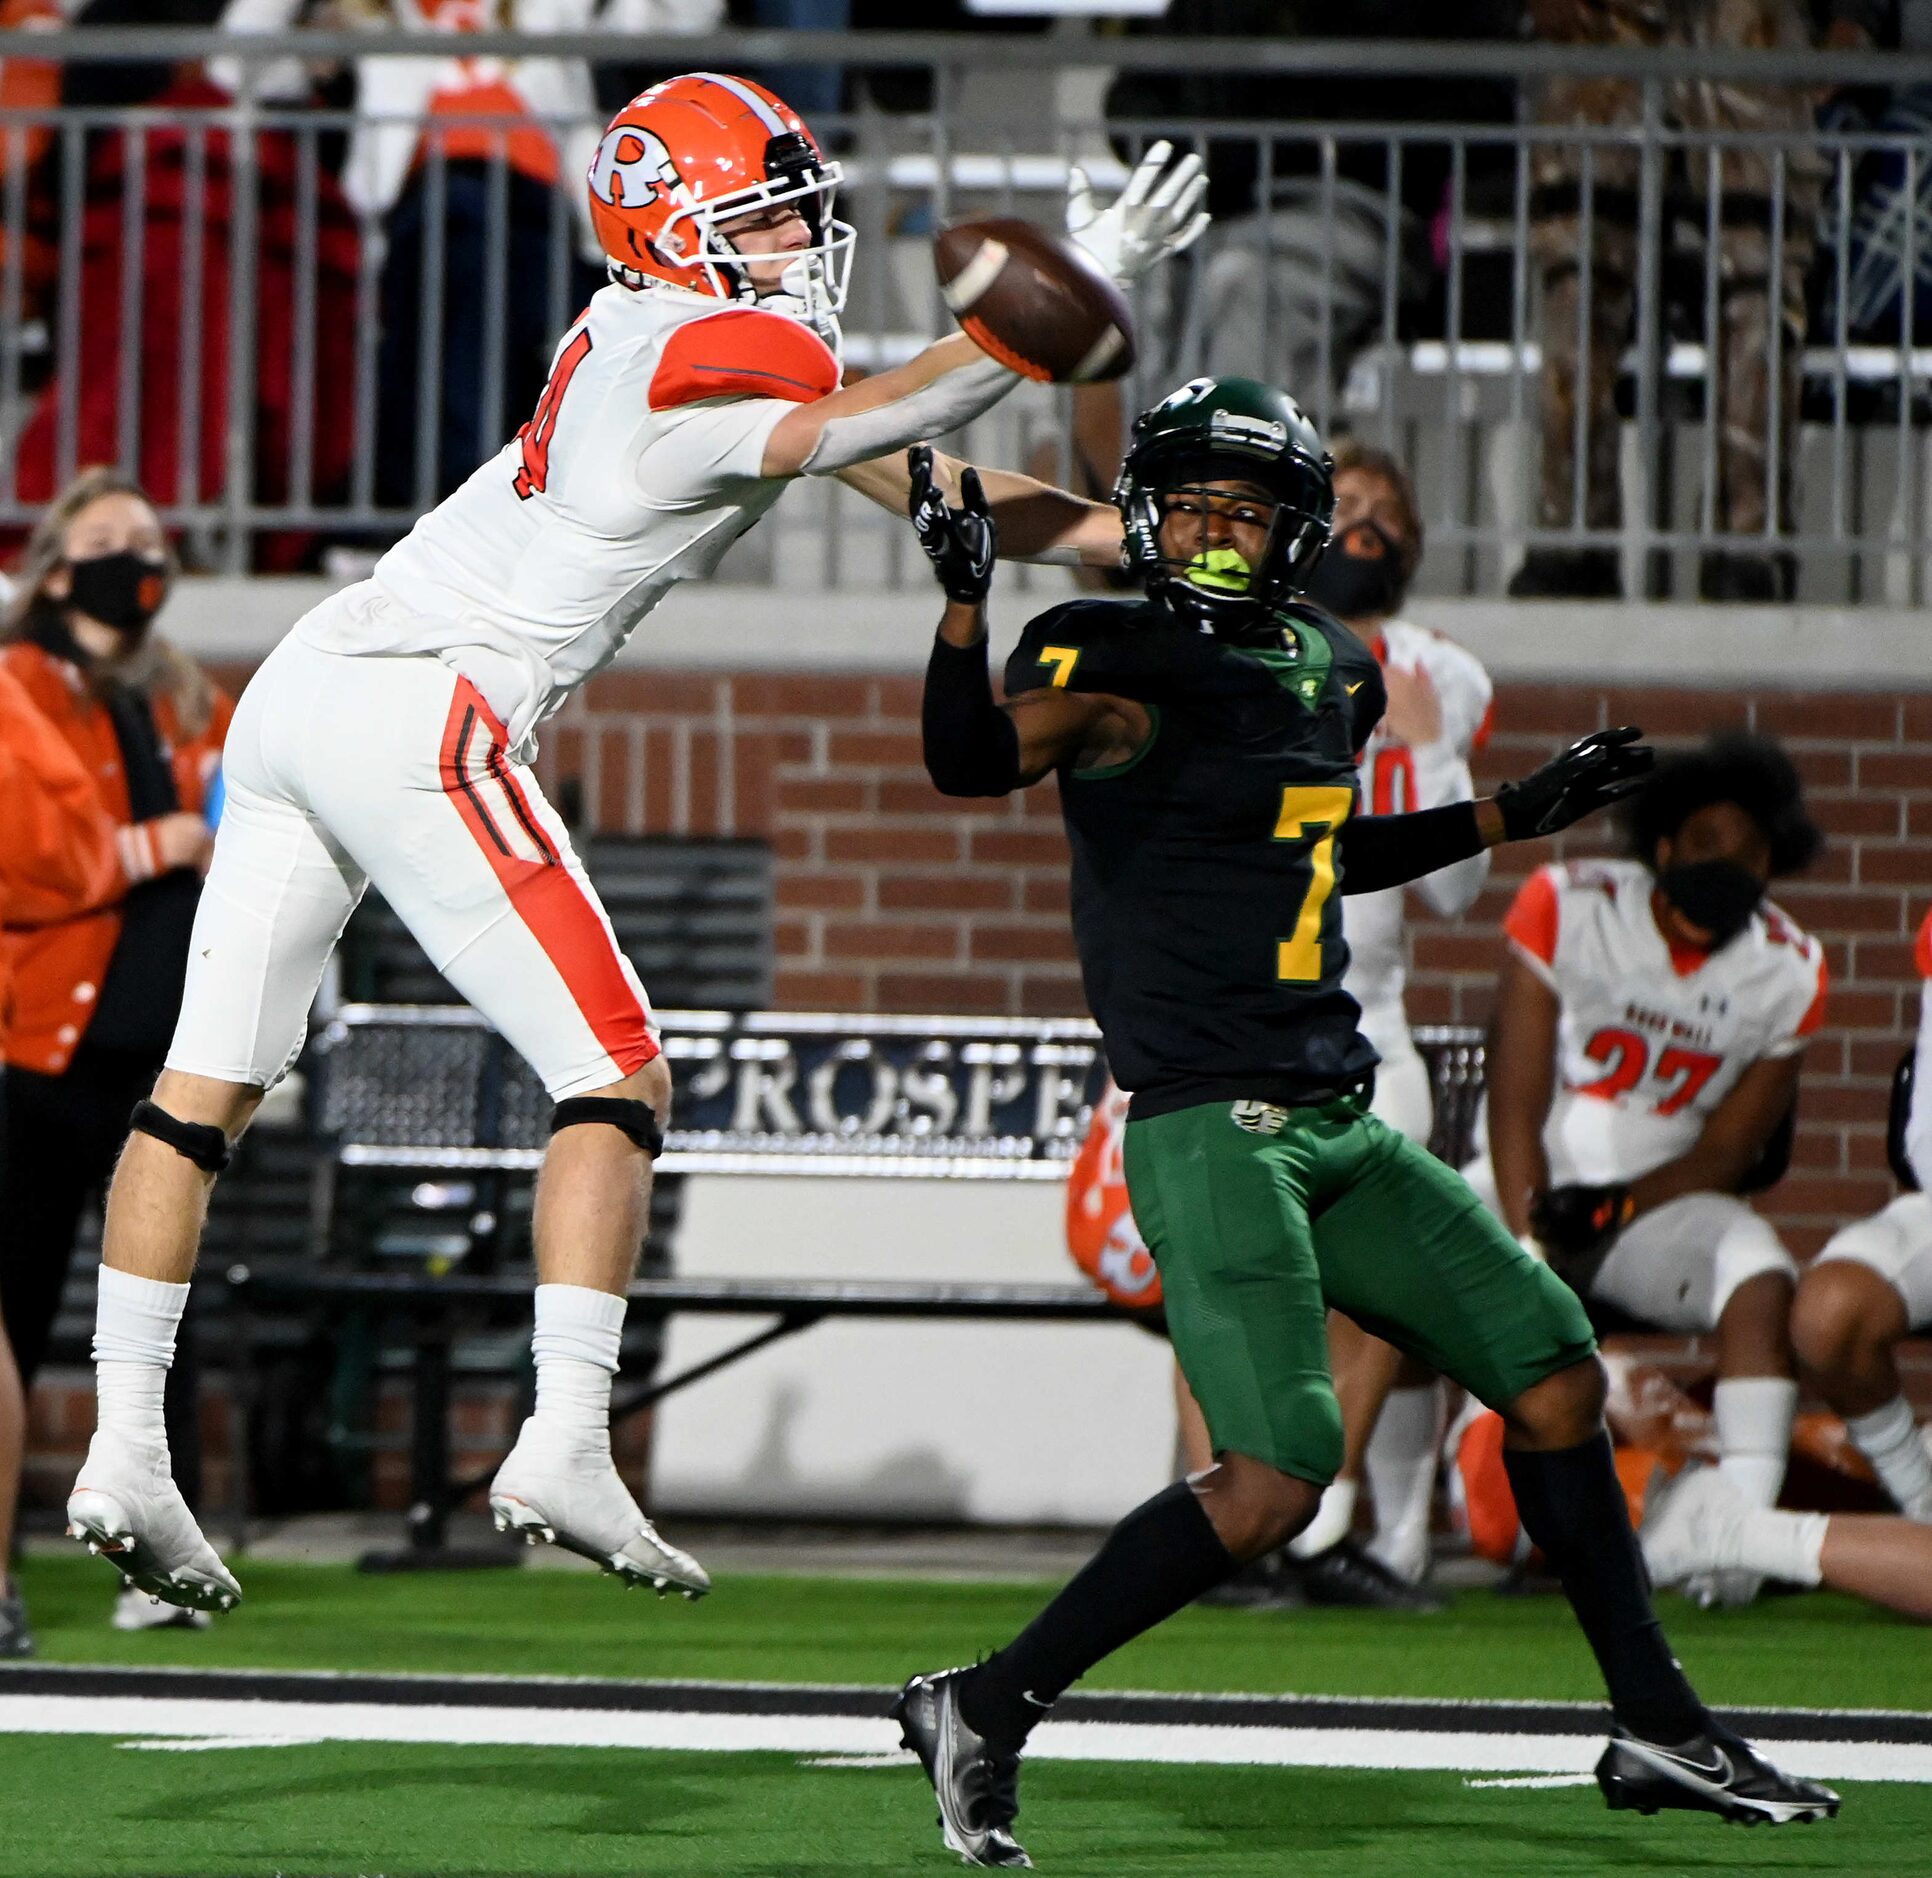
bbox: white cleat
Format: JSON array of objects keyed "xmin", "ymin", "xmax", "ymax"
[
  {"xmin": 66, "ymin": 1431, "xmax": 241, "ymax": 1615},
  {"xmin": 488, "ymin": 1418, "xmax": 710, "ymax": 1600},
  {"xmin": 1641, "ymin": 1464, "xmax": 1753, "ymax": 1594}
]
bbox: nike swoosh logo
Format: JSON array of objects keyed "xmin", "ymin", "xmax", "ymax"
[
  {"xmin": 1636, "ymin": 1740, "xmax": 1729, "ymax": 1781},
  {"xmin": 1021, "ymin": 1690, "xmax": 1053, "ymax": 1709},
  {"xmin": 1345, "ymin": 682, "xmax": 1364, "ymax": 695}
]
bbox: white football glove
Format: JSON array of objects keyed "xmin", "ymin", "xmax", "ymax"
[{"xmin": 1066, "ymin": 139, "xmax": 1211, "ymax": 289}]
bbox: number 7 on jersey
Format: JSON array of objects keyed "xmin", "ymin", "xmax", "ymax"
[{"xmin": 1273, "ymin": 785, "xmax": 1352, "ymax": 982}]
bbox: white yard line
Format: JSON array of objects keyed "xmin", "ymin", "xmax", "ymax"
[{"xmin": 3, "ymin": 1694, "xmax": 1928, "ymax": 1783}]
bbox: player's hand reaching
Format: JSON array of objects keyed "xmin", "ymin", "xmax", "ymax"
[
  {"xmin": 1495, "ymin": 726, "xmax": 1653, "ymax": 840},
  {"xmin": 908, "ymin": 444, "xmax": 997, "ymax": 607},
  {"xmin": 1067, "ymin": 140, "xmax": 1211, "ymax": 288}
]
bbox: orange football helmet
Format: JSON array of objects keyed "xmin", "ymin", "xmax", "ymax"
[
  {"xmin": 585, "ymin": 72, "xmax": 854, "ymax": 325},
  {"xmin": 1066, "ymin": 1081, "xmax": 1165, "ymax": 1311}
]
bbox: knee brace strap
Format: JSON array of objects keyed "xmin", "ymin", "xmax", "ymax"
[
  {"xmin": 129, "ymin": 1100, "xmax": 232, "ymax": 1174},
  {"xmin": 549, "ymin": 1096, "xmax": 663, "ymax": 1159}
]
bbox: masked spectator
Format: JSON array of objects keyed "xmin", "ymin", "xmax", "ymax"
[
  {"xmin": 0, "ymin": 470, "xmax": 231, "ymax": 1639},
  {"xmin": 0, "ymin": 639, "xmax": 124, "ymax": 1658}
]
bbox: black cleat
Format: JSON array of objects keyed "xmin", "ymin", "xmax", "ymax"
[
  {"xmin": 1597, "ymin": 1724, "xmax": 1841, "ymax": 1826},
  {"xmin": 1292, "ymin": 1538, "xmax": 1446, "ymax": 1612},
  {"xmin": 1200, "ymin": 1549, "xmax": 1304, "ymax": 1610},
  {"xmin": 893, "ymin": 1668, "xmax": 1032, "ymax": 1869}
]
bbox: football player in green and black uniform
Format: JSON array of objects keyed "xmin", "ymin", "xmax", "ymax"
[{"xmin": 889, "ymin": 378, "xmax": 1839, "ymax": 1869}]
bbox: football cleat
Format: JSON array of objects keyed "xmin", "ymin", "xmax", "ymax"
[
  {"xmin": 113, "ymin": 1579, "xmax": 212, "ymax": 1632},
  {"xmin": 1598, "ymin": 1724, "xmax": 1840, "ymax": 1825},
  {"xmin": 1200, "ymin": 1550, "xmax": 1303, "ymax": 1609},
  {"xmin": 488, "ymin": 1417, "xmax": 710, "ymax": 1599},
  {"xmin": 1292, "ymin": 1538, "xmax": 1446, "ymax": 1612},
  {"xmin": 66, "ymin": 1431, "xmax": 241, "ymax": 1614},
  {"xmin": 894, "ymin": 1668, "xmax": 1032, "ymax": 1869},
  {"xmin": 0, "ymin": 1584, "xmax": 34, "ymax": 1658}
]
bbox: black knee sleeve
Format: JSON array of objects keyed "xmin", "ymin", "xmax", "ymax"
[
  {"xmin": 549, "ymin": 1096, "xmax": 664, "ymax": 1158},
  {"xmin": 129, "ymin": 1100, "xmax": 232, "ymax": 1174}
]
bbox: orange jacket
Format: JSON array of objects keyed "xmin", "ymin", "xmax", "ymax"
[
  {"xmin": 0, "ymin": 640, "xmax": 231, "ymax": 1074},
  {"xmin": 0, "ymin": 664, "xmax": 122, "ymax": 1044}
]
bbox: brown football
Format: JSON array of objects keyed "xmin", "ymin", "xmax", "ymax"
[{"xmin": 932, "ymin": 215, "xmax": 1137, "ymax": 385}]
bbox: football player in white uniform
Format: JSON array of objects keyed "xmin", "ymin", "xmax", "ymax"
[
  {"xmin": 1283, "ymin": 440, "xmax": 1494, "ymax": 1588},
  {"xmin": 1788, "ymin": 908, "xmax": 1932, "ymax": 1522},
  {"xmin": 60, "ymin": 73, "xmax": 1210, "ymax": 1615},
  {"xmin": 1474, "ymin": 732, "xmax": 1826, "ymax": 1603}
]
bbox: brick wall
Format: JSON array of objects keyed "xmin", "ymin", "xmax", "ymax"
[{"xmin": 535, "ymin": 669, "xmax": 1928, "ymax": 1259}]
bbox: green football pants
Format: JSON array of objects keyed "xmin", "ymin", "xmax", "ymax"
[{"xmin": 1123, "ymin": 1095, "xmax": 1597, "ymax": 1485}]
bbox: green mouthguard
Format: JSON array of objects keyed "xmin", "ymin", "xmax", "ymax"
[{"xmin": 1180, "ymin": 547, "xmax": 1253, "ymax": 593}]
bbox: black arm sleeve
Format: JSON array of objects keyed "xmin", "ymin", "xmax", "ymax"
[
  {"xmin": 923, "ymin": 632, "xmax": 1024, "ymax": 798},
  {"xmin": 1337, "ymin": 801, "xmax": 1487, "ymax": 896}
]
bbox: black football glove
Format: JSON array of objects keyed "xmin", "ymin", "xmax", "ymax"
[
  {"xmin": 1529, "ymin": 1183, "xmax": 1634, "ymax": 1260},
  {"xmin": 908, "ymin": 443, "xmax": 997, "ymax": 607},
  {"xmin": 1495, "ymin": 727, "xmax": 1654, "ymax": 841}
]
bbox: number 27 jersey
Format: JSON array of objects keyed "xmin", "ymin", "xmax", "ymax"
[{"xmin": 1505, "ymin": 858, "xmax": 1828, "ymax": 1186}]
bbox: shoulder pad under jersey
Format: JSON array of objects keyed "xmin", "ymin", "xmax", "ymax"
[{"xmin": 648, "ymin": 307, "xmax": 841, "ymax": 412}]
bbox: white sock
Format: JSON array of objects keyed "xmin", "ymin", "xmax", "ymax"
[
  {"xmin": 530, "ymin": 1283, "xmax": 625, "ymax": 1445},
  {"xmin": 1713, "ymin": 1376, "xmax": 1799, "ymax": 1508},
  {"xmin": 1365, "ymin": 1384, "xmax": 1443, "ymax": 1581},
  {"xmin": 1733, "ymin": 1504, "xmax": 1829, "ymax": 1587},
  {"xmin": 92, "ymin": 1267, "xmax": 188, "ymax": 1448},
  {"xmin": 1847, "ymin": 1395, "xmax": 1932, "ymax": 1522},
  {"xmin": 1287, "ymin": 1476, "xmax": 1357, "ymax": 1558}
]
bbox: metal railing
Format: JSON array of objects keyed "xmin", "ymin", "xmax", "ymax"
[{"xmin": 5, "ymin": 30, "xmax": 1932, "ymax": 600}]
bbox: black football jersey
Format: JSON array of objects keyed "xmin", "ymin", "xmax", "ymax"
[{"xmin": 1005, "ymin": 595, "xmax": 1387, "ymax": 1118}]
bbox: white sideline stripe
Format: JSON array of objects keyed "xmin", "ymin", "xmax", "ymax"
[{"xmin": 2, "ymin": 1695, "xmax": 1928, "ymax": 1783}]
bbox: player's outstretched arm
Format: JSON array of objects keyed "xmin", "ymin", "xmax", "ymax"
[
  {"xmin": 909, "ymin": 450, "xmax": 1141, "ymax": 796},
  {"xmin": 762, "ymin": 333, "xmax": 1021, "ymax": 480},
  {"xmin": 1336, "ymin": 727, "xmax": 1655, "ymax": 896},
  {"xmin": 836, "ymin": 452, "xmax": 1124, "ymax": 568}
]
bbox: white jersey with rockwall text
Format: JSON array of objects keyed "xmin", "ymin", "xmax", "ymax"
[
  {"xmin": 298, "ymin": 281, "xmax": 839, "ymax": 748},
  {"xmin": 1505, "ymin": 858, "xmax": 1828, "ymax": 1187},
  {"xmin": 1342, "ymin": 618, "xmax": 1494, "ymax": 1053}
]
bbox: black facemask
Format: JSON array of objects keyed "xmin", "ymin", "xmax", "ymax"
[
  {"xmin": 65, "ymin": 551, "xmax": 168, "ymax": 637},
  {"xmin": 1300, "ymin": 520, "xmax": 1406, "ymax": 621},
  {"xmin": 1659, "ymin": 859, "xmax": 1765, "ymax": 948}
]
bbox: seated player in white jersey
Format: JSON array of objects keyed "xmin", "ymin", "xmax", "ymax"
[
  {"xmin": 60, "ymin": 72, "xmax": 1210, "ymax": 1615},
  {"xmin": 1282, "ymin": 439, "xmax": 1495, "ymax": 1591},
  {"xmin": 1787, "ymin": 908, "xmax": 1932, "ymax": 1524},
  {"xmin": 1473, "ymin": 731, "xmax": 1826, "ymax": 1604}
]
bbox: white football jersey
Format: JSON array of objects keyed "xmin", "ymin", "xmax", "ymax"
[
  {"xmin": 1506, "ymin": 858, "xmax": 1828, "ymax": 1186},
  {"xmin": 1905, "ymin": 910, "xmax": 1932, "ymax": 1187},
  {"xmin": 298, "ymin": 281, "xmax": 839, "ymax": 748},
  {"xmin": 1342, "ymin": 618, "xmax": 1494, "ymax": 1050}
]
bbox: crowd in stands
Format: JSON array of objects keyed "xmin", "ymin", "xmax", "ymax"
[{"xmin": 0, "ymin": 4, "xmax": 1922, "ymax": 577}]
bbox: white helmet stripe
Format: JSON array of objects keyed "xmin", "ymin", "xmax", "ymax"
[{"xmin": 687, "ymin": 72, "xmax": 791, "ymax": 137}]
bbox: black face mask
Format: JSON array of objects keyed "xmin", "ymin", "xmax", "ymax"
[
  {"xmin": 1301, "ymin": 520, "xmax": 1406, "ymax": 622},
  {"xmin": 65, "ymin": 551, "xmax": 167, "ymax": 637},
  {"xmin": 1659, "ymin": 859, "xmax": 1765, "ymax": 948}
]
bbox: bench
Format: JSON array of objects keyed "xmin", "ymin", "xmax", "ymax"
[{"xmin": 217, "ymin": 1010, "xmax": 1487, "ymax": 1562}]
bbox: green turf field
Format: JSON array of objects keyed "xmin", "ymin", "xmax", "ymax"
[{"xmin": 5, "ymin": 1552, "xmax": 1929, "ymax": 1878}]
